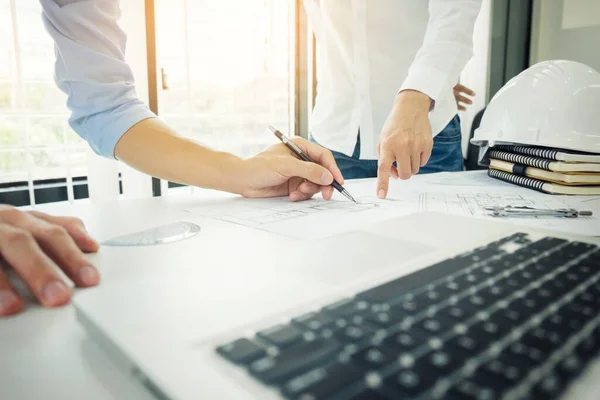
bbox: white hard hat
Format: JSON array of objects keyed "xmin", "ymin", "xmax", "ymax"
[{"xmin": 471, "ymin": 59, "xmax": 600, "ymax": 154}]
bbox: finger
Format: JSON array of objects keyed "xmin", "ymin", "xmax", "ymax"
[
  {"xmin": 321, "ymin": 185, "xmax": 334, "ymax": 200},
  {"xmin": 28, "ymin": 211, "xmax": 99, "ymax": 253},
  {"xmin": 420, "ymin": 149, "xmax": 432, "ymax": 167},
  {"xmin": 456, "ymin": 84, "xmax": 476, "ymax": 96},
  {"xmin": 289, "ymin": 138, "xmax": 345, "ymax": 184},
  {"xmin": 411, "ymin": 153, "xmax": 421, "ymax": 175},
  {"xmin": 298, "ymin": 181, "xmax": 321, "ymax": 195},
  {"xmin": 0, "ymin": 224, "xmax": 71, "ymax": 308},
  {"xmin": 279, "ymin": 157, "xmax": 334, "ymax": 186},
  {"xmin": 395, "ymin": 152, "xmax": 412, "ymax": 180},
  {"xmin": 377, "ymin": 152, "xmax": 394, "ymax": 199},
  {"xmin": 389, "ymin": 165, "xmax": 399, "ymax": 180},
  {"xmin": 289, "ymin": 191, "xmax": 314, "ymax": 202},
  {"xmin": 0, "ymin": 267, "xmax": 24, "ymax": 317},
  {"xmin": 455, "ymin": 95, "xmax": 473, "ymax": 105},
  {"xmin": 19, "ymin": 215, "xmax": 99, "ymax": 288},
  {"xmin": 458, "ymin": 105, "xmax": 467, "ymax": 111}
]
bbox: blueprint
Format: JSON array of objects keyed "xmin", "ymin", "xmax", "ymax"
[{"xmin": 186, "ymin": 172, "xmax": 600, "ymax": 239}]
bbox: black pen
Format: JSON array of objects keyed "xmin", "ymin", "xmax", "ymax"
[{"xmin": 269, "ymin": 126, "xmax": 357, "ymax": 203}]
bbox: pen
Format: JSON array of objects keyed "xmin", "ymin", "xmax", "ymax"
[{"xmin": 269, "ymin": 126, "xmax": 357, "ymax": 203}]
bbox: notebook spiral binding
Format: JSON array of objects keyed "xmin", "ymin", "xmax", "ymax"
[
  {"xmin": 489, "ymin": 150, "xmax": 552, "ymax": 170},
  {"xmin": 488, "ymin": 168, "xmax": 547, "ymax": 193},
  {"xmin": 494, "ymin": 145, "xmax": 559, "ymax": 160}
]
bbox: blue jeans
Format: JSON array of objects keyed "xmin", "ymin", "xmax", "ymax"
[{"xmin": 311, "ymin": 115, "xmax": 464, "ymax": 179}]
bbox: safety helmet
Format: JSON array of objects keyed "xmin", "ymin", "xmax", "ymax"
[{"xmin": 471, "ymin": 60, "xmax": 600, "ymax": 154}]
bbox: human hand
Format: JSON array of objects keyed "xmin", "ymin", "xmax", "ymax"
[
  {"xmin": 376, "ymin": 90, "xmax": 433, "ymax": 198},
  {"xmin": 453, "ymin": 83, "xmax": 476, "ymax": 111},
  {"xmin": 0, "ymin": 206, "xmax": 100, "ymax": 317},
  {"xmin": 237, "ymin": 137, "xmax": 345, "ymax": 201}
]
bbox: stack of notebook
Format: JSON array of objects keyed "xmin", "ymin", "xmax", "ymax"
[{"xmin": 486, "ymin": 145, "xmax": 600, "ymax": 195}]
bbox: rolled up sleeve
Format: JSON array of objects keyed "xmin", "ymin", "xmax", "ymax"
[
  {"xmin": 399, "ymin": 0, "xmax": 482, "ymax": 107},
  {"xmin": 40, "ymin": 0, "xmax": 156, "ymax": 159}
]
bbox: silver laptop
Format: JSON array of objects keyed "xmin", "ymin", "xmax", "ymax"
[{"xmin": 73, "ymin": 210, "xmax": 600, "ymax": 400}]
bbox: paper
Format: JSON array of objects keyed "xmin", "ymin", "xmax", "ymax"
[
  {"xmin": 186, "ymin": 172, "xmax": 600, "ymax": 239},
  {"xmin": 186, "ymin": 196, "xmax": 417, "ymax": 239}
]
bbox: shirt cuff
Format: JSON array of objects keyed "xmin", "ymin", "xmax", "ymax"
[
  {"xmin": 76, "ymin": 100, "xmax": 157, "ymax": 159},
  {"xmin": 399, "ymin": 64, "xmax": 450, "ymax": 111}
]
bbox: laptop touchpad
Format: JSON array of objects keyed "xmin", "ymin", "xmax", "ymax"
[{"xmin": 293, "ymin": 231, "xmax": 434, "ymax": 284}]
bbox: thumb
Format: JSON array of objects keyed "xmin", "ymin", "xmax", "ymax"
[{"xmin": 280, "ymin": 158, "xmax": 334, "ymax": 186}]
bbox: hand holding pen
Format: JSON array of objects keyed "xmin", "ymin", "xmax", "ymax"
[{"xmin": 270, "ymin": 126, "xmax": 357, "ymax": 203}]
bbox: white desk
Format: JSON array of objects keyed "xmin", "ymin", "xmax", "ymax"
[
  {"xmin": 1, "ymin": 173, "xmax": 599, "ymax": 399},
  {"xmin": 0, "ymin": 194, "xmax": 220, "ymax": 400}
]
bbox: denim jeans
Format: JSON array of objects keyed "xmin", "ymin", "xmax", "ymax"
[{"xmin": 311, "ymin": 115, "xmax": 464, "ymax": 179}]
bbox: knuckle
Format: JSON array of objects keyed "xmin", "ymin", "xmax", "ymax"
[
  {"xmin": 3, "ymin": 228, "xmax": 33, "ymax": 246},
  {"xmin": 67, "ymin": 217, "xmax": 85, "ymax": 229},
  {"xmin": 0, "ymin": 206, "xmax": 23, "ymax": 223},
  {"xmin": 44, "ymin": 224, "xmax": 69, "ymax": 239}
]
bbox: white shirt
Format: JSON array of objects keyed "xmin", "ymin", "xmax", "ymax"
[{"xmin": 304, "ymin": 0, "xmax": 482, "ymax": 159}]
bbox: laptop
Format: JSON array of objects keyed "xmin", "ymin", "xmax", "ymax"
[{"xmin": 73, "ymin": 210, "xmax": 600, "ymax": 400}]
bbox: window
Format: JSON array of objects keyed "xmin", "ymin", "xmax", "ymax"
[
  {"xmin": 0, "ymin": 1, "xmax": 88, "ymax": 205},
  {"xmin": 155, "ymin": 0, "xmax": 294, "ymax": 158}
]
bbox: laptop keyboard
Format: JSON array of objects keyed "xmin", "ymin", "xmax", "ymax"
[{"xmin": 216, "ymin": 233, "xmax": 600, "ymax": 399}]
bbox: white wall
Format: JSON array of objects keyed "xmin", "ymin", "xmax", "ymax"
[
  {"xmin": 530, "ymin": 0, "xmax": 600, "ymax": 72},
  {"xmin": 459, "ymin": 0, "xmax": 492, "ymax": 156}
]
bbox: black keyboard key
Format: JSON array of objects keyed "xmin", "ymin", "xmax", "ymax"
[
  {"xmin": 559, "ymin": 241, "xmax": 596, "ymax": 259},
  {"xmin": 417, "ymin": 317, "xmax": 455, "ymax": 335},
  {"xmin": 443, "ymin": 304, "xmax": 473, "ymax": 321},
  {"xmin": 468, "ymin": 245, "xmax": 507, "ymax": 262},
  {"xmin": 468, "ymin": 319, "xmax": 510, "ymax": 340},
  {"xmin": 532, "ymin": 372, "xmax": 563, "ymax": 400},
  {"xmin": 422, "ymin": 349, "xmax": 465, "ymax": 373},
  {"xmin": 440, "ymin": 278, "xmax": 465, "ymax": 295},
  {"xmin": 575, "ymin": 332, "xmax": 600, "ymax": 361},
  {"xmin": 477, "ymin": 358, "xmax": 522, "ymax": 388},
  {"xmin": 511, "ymin": 295, "xmax": 545, "ymax": 315},
  {"xmin": 556, "ymin": 354, "xmax": 584, "ymax": 380},
  {"xmin": 349, "ymin": 388, "xmax": 391, "ymax": 400},
  {"xmin": 351, "ymin": 345, "xmax": 397, "ymax": 370},
  {"xmin": 364, "ymin": 310, "xmax": 406, "ymax": 329},
  {"xmin": 452, "ymin": 270, "xmax": 486, "ymax": 289},
  {"xmin": 334, "ymin": 324, "xmax": 375, "ymax": 343},
  {"xmin": 323, "ymin": 298, "xmax": 369, "ymax": 317},
  {"xmin": 257, "ymin": 324, "xmax": 301, "ymax": 348},
  {"xmin": 249, "ymin": 339, "xmax": 340, "ymax": 384},
  {"xmin": 456, "ymin": 294, "xmax": 494, "ymax": 311},
  {"xmin": 521, "ymin": 327, "xmax": 563, "ymax": 353},
  {"xmin": 385, "ymin": 366, "xmax": 435, "ymax": 397},
  {"xmin": 529, "ymin": 237, "xmax": 568, "ymax": 253},
  {"xmin": 217, "ymin": 338, "xmax": 266, "ymax": 364},
  {"xmin": 357, "ymin": 254, "xmax": 479, "ymax": 303},
  {"xmin": 447, "ymin": 334, "xmax": 486, "ymax": 356},
  {"xmin": 495, "ymin": 306, "xmax": 528, "ymax": 326},
  {"xmin": 384, "ymin": 329, "xmax": 428, "ymax": 352},
  {"xmin": 283, "ymin": 362, "xmax": 363, "ymax": 399},
  {"xmin": 447, "ymin": 379, "xmax": 499, "ymax": 400},
  {"xmin": 292, "ymin": 312, "xmax": 334, "ymax": 331},
  {"xmin": 505, "ymin": 342, "xmax": 545, "ymax": 367}
]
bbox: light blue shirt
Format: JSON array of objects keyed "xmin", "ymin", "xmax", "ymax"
[{"xmin": 40, "ymin": 0, "xmax": 156, "ymax": 159}]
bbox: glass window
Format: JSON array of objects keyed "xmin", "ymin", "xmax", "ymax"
[
  {"xmin": 155, "ymin": 0, "xmax": 294, "ymax": 158},
  {"xmin": 0, "ymin": 1, "xmax": 87, "ymax": 187}
]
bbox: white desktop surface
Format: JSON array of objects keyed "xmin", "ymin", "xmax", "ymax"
[{"xmin": 1, "ymin": 173, "xmax": 599, "ymax": 400}]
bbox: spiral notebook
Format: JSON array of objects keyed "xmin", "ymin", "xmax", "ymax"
[
  {"xmin": 489, "ymin": 159, "xmax": 600, "ymax": 185},
  {"xmin": 488, "ymin": 150, "xmax": 600, "ymax": 173},
  {"xmin": 492, "ymin": 145, "xmax": 600, "ymax": 163},
  {"xmin": 488, "ymin": 168, "xmax": 600, "ymax": 195}
]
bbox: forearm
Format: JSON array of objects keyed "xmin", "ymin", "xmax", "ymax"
[{"xmin": 114, "ymin": 118, "xmax": 245, "ymax": 195}]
